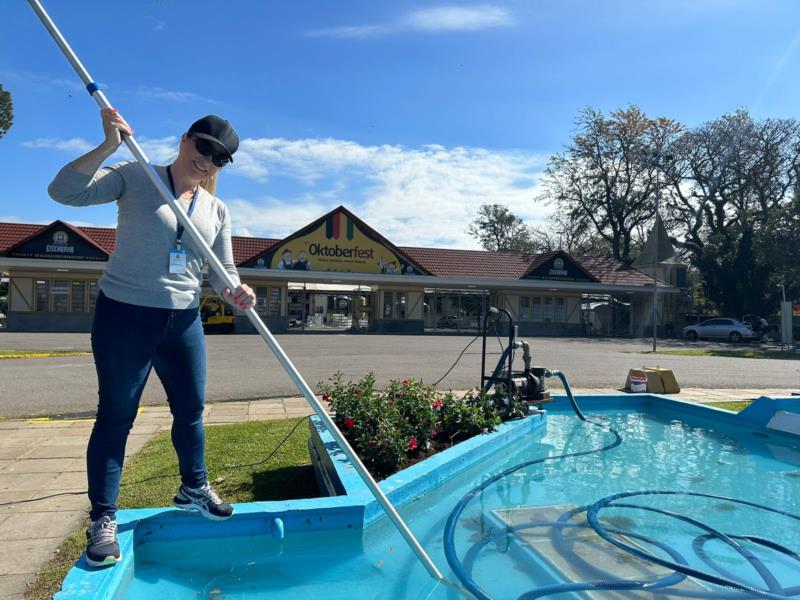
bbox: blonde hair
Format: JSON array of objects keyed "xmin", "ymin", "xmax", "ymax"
[{"xmin": 200, "ymin": 173, "xmax": 218, "ymax": 195}]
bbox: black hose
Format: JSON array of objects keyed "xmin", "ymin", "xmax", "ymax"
[{"xmin": 443, "ymin": 372, "xmax": 800, "ymax": 599}]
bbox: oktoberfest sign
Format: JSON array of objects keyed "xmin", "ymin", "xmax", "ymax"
[{"xmin": 244, "ymin": 207, "xmax": 425, "ymax": 275}]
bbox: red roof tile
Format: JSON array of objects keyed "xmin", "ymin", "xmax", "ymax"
[
  {"xmin": 0, "ymin": 223, "xmax": 44, "ymax": 254},
  {"xmin": 0, "ymin": 220, "xmax": 665, "ymax": 287},
  {"xmin": 400, "ymin": 246, "xmax": 662, "ymax": 287},
  {"xmin": 79, "ymin": 226, "xmax": 117, "ymax": 254},
  {"xmin": 232, "ymin": 236, "xmax": 279, "ymax": 264},
  {"xmin": 399, "ymin": 246, "xmax": 538, "ymax": 279}
]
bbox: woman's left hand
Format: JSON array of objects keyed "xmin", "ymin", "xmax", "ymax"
[{"xmin": 224, "ymin": 284, "xmax": 256, "ymax": 310}]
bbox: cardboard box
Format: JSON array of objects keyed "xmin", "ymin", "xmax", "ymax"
[{"xmin": 625, "ymin": 368, "xmax": 679, "ymax": 394}]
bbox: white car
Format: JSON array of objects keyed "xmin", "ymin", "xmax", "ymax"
[{"xmin": 682, "ymin": 318, "xmax": 757, "ymax": 343}]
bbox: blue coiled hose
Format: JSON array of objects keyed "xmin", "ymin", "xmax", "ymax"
[{"xmin": 442, "ymin": 373, "xmax": 800, "ymax": 599}]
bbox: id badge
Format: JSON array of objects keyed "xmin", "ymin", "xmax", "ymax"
[{"xmin": 169, "ymin": 248, "xmax": 188, "ymax": 274}]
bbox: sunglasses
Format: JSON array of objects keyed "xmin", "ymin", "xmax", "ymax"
[{"xmin": 192, "ymin": 137, "xmax": 231, "ymax": 167}]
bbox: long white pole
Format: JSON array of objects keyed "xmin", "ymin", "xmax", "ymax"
[
  {"xmin": 27, "ymin": 1, "xmax": 470, "ymax": 594},
  {"xmin": 652, "ymin": 171, "xmax": 659, "ymax": 353}
]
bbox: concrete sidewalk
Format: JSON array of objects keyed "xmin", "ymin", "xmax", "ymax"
[{"xmin": 0, "ymin": 388, "xmax": 792, "ymax": 599}]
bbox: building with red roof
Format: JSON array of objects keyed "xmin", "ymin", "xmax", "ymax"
[{"xmin": 0, "ymin": 206, "xmax": 686, "ymax": 334}]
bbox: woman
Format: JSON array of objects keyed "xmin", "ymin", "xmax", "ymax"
[{"xmin": 48, "ymin": 109, "xmax": 256, "ymax": 568}]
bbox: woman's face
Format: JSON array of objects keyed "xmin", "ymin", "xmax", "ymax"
[{"xmin": 178, "ymin": 134, "xmax": 224, "ymax": 181}]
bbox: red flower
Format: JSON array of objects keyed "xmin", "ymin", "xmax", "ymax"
[
  {"xmin": 322, "ymin": 394, "xmax": 331, "ymax": 403},
  {"xmin": 344, "ymin": 418, "xmax": 355, "ymax": 429},
  {"xmin": 408, "ymin": 436, "xmax": 418, "ymax": 451},
  {"xmin": 354, "ymin": 389, "xmax": 363, "ymax": 397},
  {"xmin": 367, "ymin": 440, "xmax": 376, "ymax": 446},
  {"xmin": 402, "ymin": 379, "xmax": 409, "ymax": 386},
  {"xmin": 432, "ymin": 399, "xmax": 443, "ymax": 410}
]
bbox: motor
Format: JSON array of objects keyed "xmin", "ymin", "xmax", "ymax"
[{"xmin": 480, "ymin": 306, "xmax": 551, "ymax": 409}]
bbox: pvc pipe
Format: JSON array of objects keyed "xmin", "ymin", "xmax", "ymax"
[{"xmin": 27, "ymin": 2, "xmax": 470, "ymax": 596}]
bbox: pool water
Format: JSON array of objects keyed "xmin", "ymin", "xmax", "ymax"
[{"xmin": 122, "ymin": 409, "xmax": 800, "ymax": 599}]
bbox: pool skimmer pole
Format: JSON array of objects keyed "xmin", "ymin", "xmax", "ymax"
[{"xmin": 27, "ymin": 1, "xmax": 473, "ymax": 596}]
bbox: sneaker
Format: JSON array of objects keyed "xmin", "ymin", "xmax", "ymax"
[
  {"xmin": 173, "ymin": 483, "xmax": 234, "ymax": 521},
  {"xmin": 85, "ymin": 515, "xmax": 121, "ymax": 568}
]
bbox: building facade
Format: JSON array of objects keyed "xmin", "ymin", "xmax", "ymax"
[{"xmin": 0, "ymin": 206, "xmax": 687, "ymax": 335}]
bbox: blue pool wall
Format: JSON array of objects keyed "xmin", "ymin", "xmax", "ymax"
[{"xmin": 54, "ymin": 392, "xmax": 800, "ymax": 599}]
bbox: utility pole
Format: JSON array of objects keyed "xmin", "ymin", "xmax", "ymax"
[{"xmin": 650, "ymin": 153, "xmax": 673, "ymax": 353}]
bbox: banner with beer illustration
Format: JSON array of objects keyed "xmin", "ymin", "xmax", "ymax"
[{"xmin": 243, "ymin": 208, "xmax": 425, "ymax": 275}]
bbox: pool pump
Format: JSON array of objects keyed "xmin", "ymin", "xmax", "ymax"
[{"xmin": 480, "ymin": 306, "xmax": 551, "ymax": 409}]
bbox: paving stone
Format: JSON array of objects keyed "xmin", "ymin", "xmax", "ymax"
[
  {"xmin": 0, "ymin": 574, "xmax": 30, "ymax": 599},
  {"xmin": 25, "ymin": 445, "xmax": 86, "ymax": 459},
  {"xmin": 0, "ymin": 439, "xmax": 38, "ymax": 451},
  {"xmin": 20, "ymin": 420, "xmax": 76, "ymax": 429},
  {"xmin": 49, "ymin": 471, "xmax": 87, "ymax": 490},
  {"xmin": 0, "ymin": 447, "xmax": 32, "ymax": 460},
  {"xmin": 0, "ymin": 473, "xmax": 57, "ymax": 493},
  {"xmin": 0, "ymin": 510, "xmax": 84, "ymax": 541},
  {"xmin": 205, "ymin": 416, "xmax": 243, "ymax": 424},
  {"xmin": 13, "ymin": 490, "xmax": 88, "ymax": 513},
  {"xmin": 40, "ymin": 437, "xmax": 89, "ymax": 448},
  {"xmin": 0, "ymin": 428, "xmax": 65, "ymax": 439},
  {"xmin": 0, "ymin": 538, "xmax": 63, "ymax": 575},
  {"xmin": 2, "ymin": 458, "xmax": 77, "ymax": 474},
  {"xmin": 63, "ymin": 458, "xmax": 86, "ymax": 473},
  {"xmin": 127, "ymin": 425, "xmax": 163, "ymax": 435}
]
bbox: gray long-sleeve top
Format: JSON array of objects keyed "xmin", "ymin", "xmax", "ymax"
[{"xmin": 48, "ymin": 161, "xmax": 240, "ymax": 310}]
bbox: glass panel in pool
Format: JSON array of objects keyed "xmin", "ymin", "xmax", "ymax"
[{"xmin": 123, "ymin": 410, "xmax": 800, "ymax": 599}]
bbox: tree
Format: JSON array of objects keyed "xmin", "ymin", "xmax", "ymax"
[
  {"xmin": 540, "ymin": 106, "xmax": 683, "ymax": 264},
  {"xmin": 529, "ymin": 211, "xmax": 612, "ymax": 256},
  {"xmin": 0, "ymin": 85, "xmax": 12, "ymax": 140},
  {"xmin": 663, "ymin": 110, "xmax": 800, "ymax": 315},
  {"xmin": 760, "ymin": 190, "xmax": 800, "ymax": 308},
  {"xmin": 468, "ymin": 203, "xmax": 537, "ymax": 252}
]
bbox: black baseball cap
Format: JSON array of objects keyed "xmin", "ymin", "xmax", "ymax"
[{"xmin": 187, "ymin": 115, "xmax": 239, "ymax": 162}]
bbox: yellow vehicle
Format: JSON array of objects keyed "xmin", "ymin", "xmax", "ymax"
[{"xmin": 200, "ymin": 295, "xmax": 235, "ymax": 334}]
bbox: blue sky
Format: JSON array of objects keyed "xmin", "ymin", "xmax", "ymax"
[{"xmin": 3, "ymin": 1, "xmax": 800, "ymax": 249}]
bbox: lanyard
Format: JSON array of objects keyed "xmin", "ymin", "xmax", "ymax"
[{"xmin": 166, "ymin": 166, "xmax": 198, "ymax": 249}]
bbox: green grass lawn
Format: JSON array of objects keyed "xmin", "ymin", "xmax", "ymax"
[
  {"xmin": 701, "ymin": 401, "xmax": 752, "ymax": 413},
  {"xmin": 0, "ymin": 350, "xmax": 91, "ymax": 359},
  {"xmin": 24, "ymin": 417, "xmax": 317, "ymax": 600},
  {"xmin": 641, "ymin": 349, "xmax": 799, "ymax": 360}
]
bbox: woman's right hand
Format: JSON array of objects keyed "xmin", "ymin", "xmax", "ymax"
[{"xmin": 100, "ymin": 108, "xmax": 133, "ymax": 150}]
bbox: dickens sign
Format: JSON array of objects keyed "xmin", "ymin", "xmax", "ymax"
[{"xmin": 7, "ymin": 228, "xmax": 108, "ymax": 261}]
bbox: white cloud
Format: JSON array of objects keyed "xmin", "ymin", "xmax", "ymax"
[
  {"xmin": 307, "ymin": 4, "xmax": 514, "ymax": 38},
  {"xmin": 21, "ymin": 137, "xmax": 94, "ymax": 154},
  {"xmin": 21, "ymin": 135, "xmax": 179, "ymax": 165},
  {"xmin": 123, "ymin": 85, "xmax": 220, "ymax": 104},
  {"xmin": 403, "ymin": 5, "xmax": 514, "ymax": 32},
  {"xmin": 306, "ymin": 24, "xmax": 388, "ymax": 39},
  {"xmin": 227, "ymin": 137, "xmax": 549, "ymax": 249}
]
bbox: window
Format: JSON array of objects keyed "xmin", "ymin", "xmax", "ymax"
[
  {"xmin": 383, "ymin": 291, "xmax": 406, "ymax": 319},
  {"xmin": 33, "ymin": 279, "xmax": 98, "ymax": 313},
  {"xmin": 383, "ymin": 291, "xmax": 394, "ymax": 318},
  {"xmin": 89, "ymin": 281, "xmax": 100, "ymax": 312},
  {"xmin": 520, "ymin": 296, "xmax": 530, "ymax": 321},
  {"xmin": 255, "ymin": 287, "xmax": 282, "ymax": 317},
  {"xmin": 395, "ymin": 292, "xmax": 406, "ymax": 319},
  {"xmin": 71, "ymin": 281, "xmax": 87, "ymax": 313},
  {"xmin": 555, "ymin": 297, "xmax": 566, "ymax": 322},
  {"xmin": 531, "ymin": 297, "xmax": 542, "ymax": 321},
  {"xmin": 51, "ymin": 280, "xmax": 70, "ymax": 313},
  {"xmin": 543, "ymin": 297, "xmax": 553, "ymax": 322},
  {"xmin": 268, "ymin": 288, "xmax": 281, "ymax": 316},
  {"xmin": 35, "ymin": 280, "xmax": 49, "ymax": 312}
]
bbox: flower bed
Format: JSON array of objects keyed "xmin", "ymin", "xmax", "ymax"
[{"xmin": 318, "ymin": 372, "xmax": 528, "ymax": 479}]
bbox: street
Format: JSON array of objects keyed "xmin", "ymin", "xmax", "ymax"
[{"xmin": 0, "ymin": 332, "xmax": 797, "ymax": 418}]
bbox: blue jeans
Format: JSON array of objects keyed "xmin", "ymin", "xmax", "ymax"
[{"xmin": 87, "ymin": 292, "xmax": 207, "ymax": 520}]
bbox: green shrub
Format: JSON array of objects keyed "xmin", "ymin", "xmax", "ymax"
[{"xmin": 319, "ymin": 373, "xmax": 525, "ymax": 478}]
